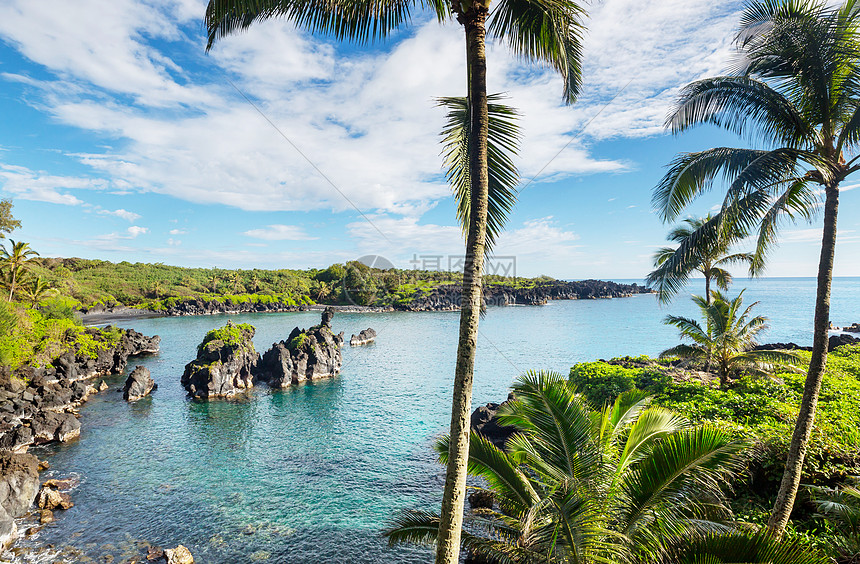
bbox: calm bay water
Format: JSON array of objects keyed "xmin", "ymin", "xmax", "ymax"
[{"xmin": 20, "ymin": 278, "xmax": 860, "ymax": 562}]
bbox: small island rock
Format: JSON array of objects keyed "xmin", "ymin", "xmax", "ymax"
[
  {"xmin": 123, "ymin": 366, "xmax": 156, "ymax": 401},
  {"xmin": 471, "ymin": 395, "xmax": 517, "ymax": 449},
  {"xmin": 257, "ymin": 308, "xmax": 344, "ymax": 387},
  {"xmin": 181, "ymin": 322, "xmax": 260, "ymax": 399},
  {"xmin": 163, "ymin": 545, "xmax": 194, "ymax": 564},
  {"xmin": 349, "ymin": 328, "xmax": 377, "ymax": 346}
]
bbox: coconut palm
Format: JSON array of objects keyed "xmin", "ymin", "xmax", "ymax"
[
  {"xmin": 0, "ymin": 240, "xmax": 40, "ymax": 301},
  {"xmin": 660, "ymin": 290, "xmax": 801, "ymax": 388},
  {"xmin": 651, "ymin": 0, "xmax": 860, "ymax": 535},
  {"xmin": 386, "ymin": 370, "xmax": 754, "ymax": 563},
  {"xmin": 647, "ymin": 215, "xmax": 753, "ymax": 305},
  {"xmin": 20, "ymin": 275, "xmax": 56, "ymax": 306},
  {"xmin": 205, "ymin": 2, "xmax": 585, "ymax": 560}
]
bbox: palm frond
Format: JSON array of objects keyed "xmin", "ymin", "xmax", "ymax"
[
  {"xmin": 659, "ymin": 530, "xmax": 830, "ymax": 564},
  {"xmin": 437, "ymin": 94, "xmax": 522, "ymax": 251},
  {"xmin": 488, "ymin": 0, "xmax": 586, "ymax": 104},
  {"xmin": 204, "ymin": 0, "xmax": 436, "ymax": 49}
]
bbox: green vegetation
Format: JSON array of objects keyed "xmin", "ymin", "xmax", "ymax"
[
  {"xmin": 287, "ymin": 333, "xmax": 308, "ymax": 352},
  {"xmin": 29, "ymin": 256, "xmax": 554, "ymax": 311},
  {"xmin": 0, "ymin": 298, "xmax": 121, "ymax": 370},
  {"xmin": 569, "ymin": 345, "xmax": 860, "ymax": 556},
  {"xmin": 388, "ymin": 370, "xmax": 826, "ymax": 563},
  {"xmin": 661, "ymin": 291, "xmax": 801, "ymax": 387},
  {"xmin": 198, "ymin": 322, "xmax": 255, "ymax": 354}
]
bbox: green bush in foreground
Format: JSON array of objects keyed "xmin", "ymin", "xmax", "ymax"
[{"xmin": 570, "ymin": 346, "xmax": 860, "ymax": 555}]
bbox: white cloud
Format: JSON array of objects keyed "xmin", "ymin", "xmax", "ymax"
[
  {"xmin": 242, "ymin": 224, "xmax": 316, "ymax": 241},
  {"xmin": 169, "ymin": 228, "xmax": 187, "ymax": 235},
  {"xmin": 98, "ymin": 208, "xmax": 141, "ymax": 221},
  {"xmin": 0, "ymin": 162, "xmax": 103, "ymax": 205},
  {"xmin": 167, "ymin": 238, "xmax": 181, "ymax": 246},
  {"xmin": 0, "ymin": 0, "xmax": 743, "ymax": 218}
]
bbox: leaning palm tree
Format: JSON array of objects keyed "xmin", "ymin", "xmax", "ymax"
[
  {"xmin": 647, "ymin": 215, "xmax": 753, "ymax": 305},
  {"xmin": 387, "ymin": 370, "xmax": 754, "ymax": 563},
  {"xmin": 0, "ymin": 240, "xmax": 40, "ymax": 302},
  {"xmin": 652, "ymin": 0, "xmax": 860, "ymax": 536},
  {"xmin": 660, "ymin": 290, "xmax": 801, "ymax": 388},
  {"xmin": 205, "ymin": 3, "xmax": 584, "ymax": 560}
]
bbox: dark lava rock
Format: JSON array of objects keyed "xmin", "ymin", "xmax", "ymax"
[
  {"xmin": 0, "ymin": 451, "xmax": 39, "ymax": 518},
  {"xmin": 31, "ymin": 411, "xmax": 81, "ymax": 444},
  {"xmin": 123, "ymin": 366, "xmax": 156, "ymax": 401},
  {"xmin": 257, "ymin": 308, "xmax": 344, "ymax": 387},
  {"xmin": 181, "ymin": 321, "xmax": 260, "ymax": 399},
  {"xmin": 829, "ymin": 333, "xmax": 860, "ymax": 350},
  {"xmin": 471, "ymin": 395, "xmax": 517, "ymax": 449},
  {"xmin": 349, "ymin": 328, "xmax": 377, "ymax": 346},
  {"xmin": 468, "ymin": 489, "xmax": 494, "ymax": 509}
]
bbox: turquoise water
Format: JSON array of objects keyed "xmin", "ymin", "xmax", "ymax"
[{"xmin": 24, "ymin": 278, "xmax": 860, "ymax": 562}]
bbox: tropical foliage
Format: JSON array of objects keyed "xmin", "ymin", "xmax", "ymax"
[
  {"xmin": 647, "ymin": 215, "xmax": 752, "ymax": 304},
  {"xmin": 570, "ymin": 346, "xmax": 860, "ymax": 557},
  {"xmin": 651, "ymin": 0, "xmax": 860, "ymax": 533},
  {"xmin": 808, "ymin": 479, "xmax": 860, "ymax": 562},
  {"xmin": 386, "ymin": 370, "xmax": 767, "ymax": 563},
  {"xmin": 1, "ymin": 240, "xmax": 40, "ymax": 301},
  {"xmin": 660, "ymin": 290, "xmax": 800, "ymax": 387}
]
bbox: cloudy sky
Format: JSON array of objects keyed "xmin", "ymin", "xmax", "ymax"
[{"xmin": 0, "ymin": 0, "xmax": 857, "ymax": 279}]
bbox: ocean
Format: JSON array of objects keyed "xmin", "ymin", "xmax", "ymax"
[{"xmin": 15, "ymin": 277, "xmax": 860, "ymax": 563}]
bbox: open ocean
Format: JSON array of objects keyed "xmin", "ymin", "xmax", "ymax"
[{"xmin": 14, "ymin": 277, "xmax": 860, "ymax": 563}]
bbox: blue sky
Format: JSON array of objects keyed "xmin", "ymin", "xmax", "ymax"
[{"xmin": 0, "ymin": 0, "xmax": 858, "ymax": 280}]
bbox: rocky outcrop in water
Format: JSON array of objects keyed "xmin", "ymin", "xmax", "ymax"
[
  {"xmin": 182, "ymin": 321, "xmax": 260, "ymax": 399},
  {"xmin": 257, "ymin": 308, "xmax": 344, "ymax": 387},
  {"xmin": 349, "ymin": 328, "xmax": 376, "ymax": 346},
  {"xmin": 400, "ymin": 280, "xmax": 650, "ymax": 311},
  {"xmin": 471, "ymin": 395, "xmax": 517, "ymax": 449},
  {"xmin": 0, "ymin": 451, "xmax": 39, "ymax": 548},
  {"xmin": 163, "ymin": 297, "xmax": 308, "ymax": 317},
  {"xmin": 753, "ymin": 334, "xmax": 860, "ymax": 353},
  {"xmin": 123, "ymin": 366, "xmax": 156, "ymax": 401},
  {"xmin": 52, "ymin": 327, "xmax": 159, "ymax": 382},
  {"xmin": 0, "ymin": 328, "xmax": 159, "ymax": 453}
]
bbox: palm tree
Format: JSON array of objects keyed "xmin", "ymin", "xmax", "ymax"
[
  {"xmin": 651, "ymin": 0, "xmax": 860, "ymax": 536},
  {"xmin": 0, "ymin": 240, "xmax": 40, "ymax": 301},
  {"xmin": 660, "ymin": 290, "xmax": 801, "ymax": 388},
  {"xmin": 647, "ymin": 215, "xmax": 753, "ymax": 305},
  {"xmin": 21, "ymin": 275, "xmax": 56, "ymax": 306},
  {"xmin": 210, "ymin": 269, "xmax": 220, "ymax": 293},
  {"xmin": 386, "ymin": 370, "xmax": 826, "ymax": 563},
  {"xmin": 205, "ymin": 3, "xmax": 585, "ymax": 561}
]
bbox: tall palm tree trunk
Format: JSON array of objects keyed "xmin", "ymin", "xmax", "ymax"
[
  {"xmin": 435, "ymin": 8, "xmax": 490, "ymax": 564},
  {"xmin": 768, "ymin": 182, "xmax": 840, "ymax": 536},
  {"xmin": 704, "ymin": 273, "xmax": 711, "ymax": 305}
]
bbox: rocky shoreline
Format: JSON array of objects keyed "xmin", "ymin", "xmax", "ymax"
[
  {"xmin": 0, "ymin": 327, "xmax": 160, "ymax": 554},
  {"xmin": 78, "ymin": 280, "xmax": 652, "ymax": 323}
]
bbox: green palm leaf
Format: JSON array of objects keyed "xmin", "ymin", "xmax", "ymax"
[{"xmin": 437, "ymin": 94, "xmax": 521, "ymax": 252}]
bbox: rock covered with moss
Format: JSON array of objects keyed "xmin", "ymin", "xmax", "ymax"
[
  {"xmin": 181, "ymin": 322, "xmax": 259, "ymax": 399},
  {"xmin": 257, "ymin": 307, "xmax": 344, "ymax": 387}
]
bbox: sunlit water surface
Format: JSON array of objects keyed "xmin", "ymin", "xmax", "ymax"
[{"xmin": 16, "ymin": 278, "xmax": 860, "ymax": 562}]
